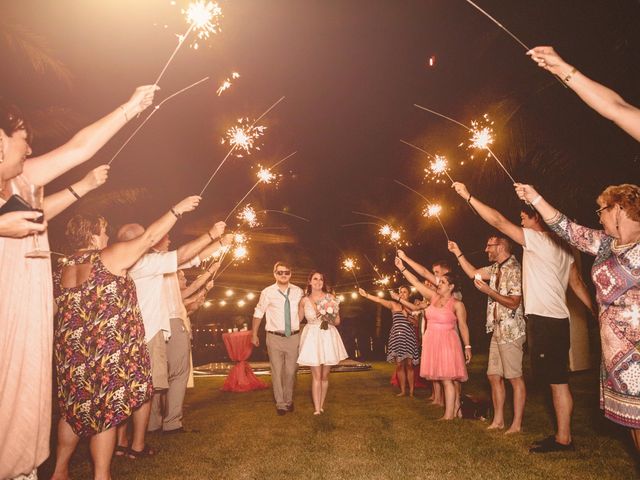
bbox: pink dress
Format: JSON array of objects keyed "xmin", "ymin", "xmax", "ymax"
[
  {"xmin": 0, "ymin": 176, "xmax": 52, "ymax": 478},
  {"xmin": 420, "ymin": 296, "xmax": 467, "ymax": 381}
]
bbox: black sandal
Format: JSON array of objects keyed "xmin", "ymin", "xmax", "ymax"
[
  {"xmin": 127, "ymin": 445, "xmax": 156, "ymax": 459},
  {"xmin": 114, "ymin": 445, "xmax": 128, "ymax": 457}
]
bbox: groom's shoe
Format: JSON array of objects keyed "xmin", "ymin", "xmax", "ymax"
[
  {"xmin": 286, "ymin": 403, "xmax": 295, "ymax": 413},
  {"xmin": 276, "ymin": 407, "xmax": 287, "ymax": 416}
]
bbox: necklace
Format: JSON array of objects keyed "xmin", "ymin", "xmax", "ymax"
[{"xmin": 612, "ymin": 235, "xmax": 640, "ymax": 253}]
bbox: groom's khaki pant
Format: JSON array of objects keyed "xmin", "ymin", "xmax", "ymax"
[{"xmin": 266, "ymin": 332, "xmax": 300, "ymax": 409}]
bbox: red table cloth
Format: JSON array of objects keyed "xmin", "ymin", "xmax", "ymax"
[{"xmin": 221, "ymin": 331, "xmax": 268, "ymax": 392}]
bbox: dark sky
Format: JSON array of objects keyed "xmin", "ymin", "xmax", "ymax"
[{"xmin": 2, "ymin": 1, "xmax": 639, "ymax": 321}]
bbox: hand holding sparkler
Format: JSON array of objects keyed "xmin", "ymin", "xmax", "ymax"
[
  {"xmin": 173, "ymin": 195, "xmax": 202, "ymax": 216},
  {"xmin": 120, "ymin": 85, "xmax": 161, "ymax": 120},
  {"xmin": 447, "ymin": 240, "xmax": 462, "ymax": 258},
  {"xmin": 513, "ymin": 183, "xmax": 539, "ymax": 204},
  {"xmin": 452, "ymin": 182, "xmax": 471, "ymax": 202},
  {"xmin": 526, "ymin": 46, "xmax": 573, "ymax": 76},
  {"xmin": 513, "ymin": 183, "xmax": 556, "ymax": 220},
  {"xmin": 357, "ymin": 288, "xmax": 368, "ymax": 298},
  {"xmin": 209, "ymin": 221, "xmax": 227, "ymax": 240},
  {"xmin": 394, "ymin": 256, "xmax": 405, "ymax": 272}
]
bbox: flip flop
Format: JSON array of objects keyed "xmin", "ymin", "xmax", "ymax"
[
  {"xmin": 127, "ymin": 445, "xmax": 156, "ymax": 459},
  {"xmin": 114, "ymin": 445, "xmax": 128, "ymax": 457}
]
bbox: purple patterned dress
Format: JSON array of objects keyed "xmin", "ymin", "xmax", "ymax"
[
  {"xmin": 53, "ymin": 251, "xmax": 152, "ymax": 437},
  {"xmin": 549, "ymin": 214, "xmax": 640, "ymax": 428}
]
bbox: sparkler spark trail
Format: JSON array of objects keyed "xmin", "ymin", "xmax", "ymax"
[
  {"xmin": 232, "ymin": 245, "xmax": 248, "ymax": 261},
  {"xmin": 342, "ymin": 257, "xmax": 360, "ymax": 288},
  {"xmin": 427, "ymin": 155, "xmax": 454, "ymax": 184},
  {"xmin": 223, "ymin": 118, "xmax": 266, "ymax": 157},
  {"xmin": 108, "ymin": 76, "xmax": 209, "ymax": 165},
  {"xmin": 155, "ymin": 1, "xmax": 222, "ymax": 85},
  {"xmin": 199, "ymin": 96, "xmax": 286, "ymax": 197},
  {"xmin": 223, "ymin": 151, "xmax": 297, "ymax": 223},
  {"xmin": 216, "ymin": 72, "xmax": 240, "ymax": 96},
  {"xmin": 237, "ymin": 204, "xmax": 260, "ymax": 228},
  {"xmin": 422, "ymin": 203, "xmax": 450, "ymax": 241},
  {"xmin": 413, "ymin": 105, "xmax": 517, "ymax": 183},
  {"xmin": 259, "ymin": 210, "xmax": 311, "ymax": 222}
]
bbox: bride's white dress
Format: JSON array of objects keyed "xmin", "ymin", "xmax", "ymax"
[{"xmin": 297, "ymin": 297, "xmax": 348, "ymax": 366}]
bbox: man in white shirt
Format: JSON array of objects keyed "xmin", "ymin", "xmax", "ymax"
[
  {"xmin": 114, "ymin": 220, "xmax": 227, "ymax": 454},
  {"xmin": 252, "ymin": 261, "xmax": 304, "ymax": 415},
  {"xmin": 452, "ymin": 182, "xmax": 593, "ymax": 453}
]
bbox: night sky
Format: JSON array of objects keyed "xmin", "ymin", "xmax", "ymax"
[{"xmin": 2, "ymin": 0, "xmax": 639, "ymax": 332}]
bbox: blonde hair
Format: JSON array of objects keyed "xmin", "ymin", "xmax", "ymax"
[
  {"xmin": 65, "ymin": 214, "xmax": 107, "ymax": 250},
  {"xmin": 598, "ymin": 184, "xmax": 640, "ymax": 222}
]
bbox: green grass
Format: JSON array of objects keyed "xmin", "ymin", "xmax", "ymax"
[{"xmin": 40, "ymin": 357, "xmax": 638, "ymax": 479}]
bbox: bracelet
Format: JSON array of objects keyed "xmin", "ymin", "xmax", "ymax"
[
  {"xmin": 218, "ymin": 239, "xmax": 224, "ymax": 248},
  {"xmin": 119, "ymin": 105, "xmax": 129, "ymax": 122},
  {"xmin": 531, "ymin": 195, "xmax": 542, "ymax": 206},
  {"xmin": 457, "ymin": 253, "xmax": 464, "ymax": 259},
  {"xmin": 67, "ymin": 186, "xmax": 81, "ymax": 200},
  {"xmin": 207, "ymin": 231, "xmax": 215, "ymax": 242},
  {"xmin": 563, "ymin": 67, "xmax": 577, "ymax": 83},
  {"xmin": 466, "ymin": 194, "xmax": 472, "ymax": 203},
  {"xmin": 464, "ymin": 345, "xmax": 472, "ymax": 349},
  {"xmin": 400, "ymin": 268, "xmax": 407, "ymax": 273},
  {"xmin": 170, "ymin": 207, "xmax": 181, "ymax": 219}
]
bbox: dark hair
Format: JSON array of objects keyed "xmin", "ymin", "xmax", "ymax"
[
  {"xmin": 0, "ymin": 99, "xmax": 32, "ymax": 143},
  {"xmin": 441, "ymin": 271, "xmax": 462, "ymax": 293},
  {"xmin": 520, "ymin": 206, "xmax": 542, "ymax": 223},
  {"xmin": 432, "ymin": 259, "xmax": 452, "ymax": 272},
  {"xmin": 305, "ymin": 270, "xmax": 329, "ymax": 295},
  {"xmin": 397, "ymin": 285, "xmax": 410, "ymax": 295},
  {"xmin": 65, "ymin": 214, "xmax": 107, "ymax": 251},
  {"xmin": 487, "ymin": 233, "xmax": 512, "ymax": 254}
]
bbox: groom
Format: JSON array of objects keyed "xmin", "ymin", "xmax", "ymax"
[{"xmin": 252, "ymin": 261, "xmax": 304, "ymax": 415}]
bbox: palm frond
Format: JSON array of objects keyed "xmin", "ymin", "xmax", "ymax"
[
  {"xmin": 0, "ymin": 19, "xmax": 73, "ymax": 87},
  {"xmin": 28, "ymin": 106, "xmax": 83, "ymax": 140}
]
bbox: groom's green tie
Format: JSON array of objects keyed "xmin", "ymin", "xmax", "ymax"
[{"xmin": 278, "ymin": 288, "xmax": 291, "ymax": 337}]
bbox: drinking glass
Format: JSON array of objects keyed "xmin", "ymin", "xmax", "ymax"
[{"xmin": 23, "ymin": 184, "xmax": 50, "ymax": 259}]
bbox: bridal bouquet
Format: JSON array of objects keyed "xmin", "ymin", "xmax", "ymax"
[{"xmin": 316, "ymin": 295, "xmax": 340, "ymax": 330}]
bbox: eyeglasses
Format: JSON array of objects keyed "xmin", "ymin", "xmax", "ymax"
[
  {"xmin": 595, "ymin": 205, "xmax": 612, "ymax": 217},
  {"xmin": 275, "ymin": 270, "xmax": 291, "ymax": 275}
]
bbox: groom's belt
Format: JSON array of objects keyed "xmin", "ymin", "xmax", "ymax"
[{"xmin": 267, "ymin": 330, "xmax": 300, "ymax": 337}]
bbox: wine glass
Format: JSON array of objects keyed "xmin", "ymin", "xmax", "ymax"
[{"xmin": 23, "ymin": 184, "xmax": 50, "ymax": 259}]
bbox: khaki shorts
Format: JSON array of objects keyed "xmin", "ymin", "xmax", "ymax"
[
  {"xmin": 147, "ymin": 330, "xmax": 169, "ymax": 390},
  {"xmin": 487, "ymin": 334, "xmax": 525, "ymax": 379}
]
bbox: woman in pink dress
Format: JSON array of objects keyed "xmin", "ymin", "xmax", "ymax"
[
  {"xmin": 0, "ymin": 87, "xmax": 157, "ymax": 480},
  {"xmin": 395, "ymin": 257, "xmax": 472, "ymax": 420}
]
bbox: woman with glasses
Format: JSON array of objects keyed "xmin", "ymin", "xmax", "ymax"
[{"xmin": 515, "ymin": 182, "xmax": 640, "ymax": 449}]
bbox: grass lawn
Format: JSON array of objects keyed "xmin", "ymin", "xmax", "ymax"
[{"xmin": 40, "ymin": 357, "xmax": 638, "ymax": 479}]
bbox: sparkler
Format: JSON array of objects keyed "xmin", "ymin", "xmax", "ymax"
[
  {"xmin": 199, "ymin": 96, "xmax": 286, "ymax": 197},
  {"xmin": 223, "ymin": 151, "xmax": 297, "ymax": 224},
  {"xmin": 237, "ymin": 204, "xmax": 260, "ymax": 228},
  {"xmin": 413, "ymin": 104, "xmax": 517, "ymax": 183},
  {"xmin": 422, "ymin": 203, "xmax": 450, "ymax": 241},
  {"xmin": 222, "ymin": 118, "xmax": 266, "ymax": 157},
  {"xmin": 400, "ymin": 140, "xmax": 454, "ymax": 185},
  {"xmin": 342, "ymin": 257, "xmax": 360, "ymax": 288},
  {"xmin": 216, "ymin": 72, "xmax": 240, "ymax": 96},
  {"xmin": 351, "ymin": 212, "xmax": 405, "ymax": 247},
  {"xmin": 155, "ymin": 1, "xmax": 222, "ymax": 86},
  {"xmin": 259, "ymin": 210, "xmax": 311, "ymax": 222},
  {"xmin": 108, "ymin": 76, "xmax": 209, "ymax": 165}
]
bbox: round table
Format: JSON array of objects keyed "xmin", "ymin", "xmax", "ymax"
[{"xmin": 221, "ymin": 330, "xmax": 268, "ymax": 392}]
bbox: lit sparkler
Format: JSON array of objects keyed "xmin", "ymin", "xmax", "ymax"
[
  {"xmin": 379, "ymin": 224, "xmax": 392, "ymax": 237},
  {"xmin": 422, "ymin": 203, "xmax": 450, "ymax": 241},
  {"xmin": 413, "ymin": 105, "xmax": 517, "ymax": 184},
  {"xmin": 232, "ymin": 245, "xmax": 248, "ymax": 261},
  {"xmin": 222, "ymin": 151, "xmax": 297, "ymax": 224},
  {"xmin": 155, "ymin": 1, "xmax": 222, "ymax": 85},
  {"xmin": 374, "ymin": 275, "xmax": 391, "ymax": 287},
  {"xmin": 216, "ymin": 72, "xmax": 240, "ymax": 96},
  {"xmin": 342, "ymin": 257, "xmax": 360, "ymax": 288},
  {"xmin": 223, "ymin": 118, "xmax": 266, "ymax": 157},
  {"xmin": 426, "ymin": 155, "xmax": 454, "ymax": 184},
  {"xmin": 237, "ymin": 204, "xmax": 260, "ymax": 228},
  {"xmin": 199, "ymin": 96, "xmax": 286, "ymax": 197}
]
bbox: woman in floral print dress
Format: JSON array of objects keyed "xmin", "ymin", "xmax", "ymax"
[
  {"xmin": 51, "ymin": 195, "xmax": 200, "ymax": 480},
  {"xmin": 515, "ymin": 183, "xmax": 640, "ymax": 449}
]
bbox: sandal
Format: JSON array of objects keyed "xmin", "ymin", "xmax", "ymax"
[
  {"xmin": 114, "ymin": 445, "xmax": 128, "ymax": 457},
  {"xmin": 127, "ymin": 445, "xmax": 156, "ymax": 459}
]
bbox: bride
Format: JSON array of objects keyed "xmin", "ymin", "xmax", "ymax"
[{"xmin": 297, "ymin": 271, "xmax": 348, "ymax": 415}]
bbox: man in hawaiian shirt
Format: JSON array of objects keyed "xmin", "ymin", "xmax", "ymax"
[{"xmin": 448, "ymin": 235, "xmax": 526, "ymax": 434}]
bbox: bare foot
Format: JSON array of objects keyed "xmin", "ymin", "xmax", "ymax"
[
  {"xmin": 438, "ymin": 416, "xmax": 455, "ymax": 421},
  {"xmin": 409, "ymin": 392, "xmax": 414, "ymax": 398},
  {"xmin": 313, "ymin": 411, "xmax": 321, "ymax": 415},
  {"xmin": 504, "ymin": 427, "xmax": 521, "ymax": 435},
  {"xmin": 396, "ymin": 392, "xmax": 406, "ymax": 397},
  {"xmin": 487, "ymin": 423, "xmax": 504, "ymax": 430}
]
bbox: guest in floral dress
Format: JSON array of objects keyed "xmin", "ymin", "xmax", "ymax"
[
  {"xmin": 516, "ymin": 183, "xmax": 640, "ymax": 449},
  {"xmin": 50, "ymin": 195, "xmax": 200, "ymax": 480}
]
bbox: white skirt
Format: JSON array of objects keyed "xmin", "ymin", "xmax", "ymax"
[{"xmin": 297, "ymin": 323, "xmax": 348, "ymax": 366}]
